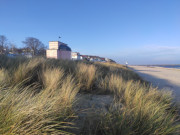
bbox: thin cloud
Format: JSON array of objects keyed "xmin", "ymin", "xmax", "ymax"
[{"xmin": 144, "ymin": 45, "xmax": 180, "ymax": 51}]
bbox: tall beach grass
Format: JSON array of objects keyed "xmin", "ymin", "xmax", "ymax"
[{"xmin": 0, "ymin": 55, "xmax": 179, "ymax": 134}]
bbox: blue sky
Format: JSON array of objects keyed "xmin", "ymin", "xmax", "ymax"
[{"xmin": 0, "ymin": 0, "xmax": 180, "ymax": 65}]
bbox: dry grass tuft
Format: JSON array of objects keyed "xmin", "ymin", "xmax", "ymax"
[{"xmin": 76, "ymin": 63, "xmax": 97, "ymax": 90}]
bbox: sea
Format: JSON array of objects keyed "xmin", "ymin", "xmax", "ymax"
[{"xmin": 154, "ymin": 65, "xmax": 180, "ymax": 69}]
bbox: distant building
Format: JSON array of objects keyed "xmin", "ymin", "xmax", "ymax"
[
  {"xmin": 105, "ymin": 58, "xmax": 116, "ymax": 63},
  {"xmin": 79, "ymin": 55, "xmax": 107, "ymax": 62},
  {"xmin": 80, "ymin": 55, "xmax": 89, "ymax": 61},
  {"xmin": 71, "ymin": 52, "xmax": 81, "ymax": 60},
  {"xmin": 24, "ymin": 53, "xmax": 33, "ymax": 58},
  {"xmin": 46, "ymin": 41, "xmax": 71, "ymax": 60},
  {"xmin": 80, "ymin": 55, "xmax": 83, "ymax": 60}
]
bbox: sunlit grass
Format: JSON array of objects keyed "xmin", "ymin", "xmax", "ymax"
[
  {"xmin": 0, "ymin": 58, "xmax": 79, "ymax": 134},
  {"xmin": 0, "ymin": 55, "xmax": 179, "ymax": 134},
  {"xmin": 88, "ymin": 74, "xmax": 180, "ymax": 135},
  {"xmin": 76, "ymin": 63, "xmax": 97, "ymax": 90}
]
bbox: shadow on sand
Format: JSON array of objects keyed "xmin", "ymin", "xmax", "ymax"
[{"xmin": 129, "ymin": 67, "xmax": 180, "ymax": 103}]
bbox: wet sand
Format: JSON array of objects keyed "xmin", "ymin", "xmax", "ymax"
[{"xmin": 130, "ymin": 66, "xmax": 180, "ymax": 102}]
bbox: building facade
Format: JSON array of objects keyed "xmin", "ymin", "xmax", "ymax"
[
  {"xmin": 46, "ymin": 41, "xmax": 71, "ymax": 60},
  {"xmin": 71, "ymin": 52, "xmax": 81, "ymax": 60}
]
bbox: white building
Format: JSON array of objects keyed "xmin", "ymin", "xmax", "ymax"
[
  {"xmin": 46, "ymin": 41, "xmax": 72, "ymax": 60},
  {"xmin": 71, "ymin": 52, "xmax": 81, "ymax": 60}
]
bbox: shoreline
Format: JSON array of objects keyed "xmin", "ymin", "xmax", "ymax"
[
  {"xmin": 129, "ymin": 65, "xmax": 180, "ymax": 70},
  {"xmin": 142, "ymin": 66, "xmax": 180, "ymax": 71}
]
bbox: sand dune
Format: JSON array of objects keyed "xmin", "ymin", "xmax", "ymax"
[{"xmin": 130, "ymin": 66, "xmax": 180, "ymax": 102}]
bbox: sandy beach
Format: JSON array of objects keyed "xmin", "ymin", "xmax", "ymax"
[{"xmin": 130, "ymin": 66, "xmax": 180, "ymax": 102}]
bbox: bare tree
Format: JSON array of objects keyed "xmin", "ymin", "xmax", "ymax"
[
  {"xmin": 22, "ymin": 37, "xmax": 45, "ymax": 56},
  {"xmin": 0, "ymin": 35, "xmax": 8, "ymax": 54}
]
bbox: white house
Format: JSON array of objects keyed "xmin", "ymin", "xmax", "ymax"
[
  {"xmin": 46, "ymin": 41, "xmax": 72, "ymax": 60},
  {"xmin": 71, "ymin": 52, "xmax": 81, "ymax": 60}
]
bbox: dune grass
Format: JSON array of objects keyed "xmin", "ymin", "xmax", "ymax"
[
  {"xmin": 0, "ymin": 55, "xmax": 179, "ymax": 134},
  {"xmin": 0, "ymin": 66, "xmax": 79, "ymax": 134},
  {"xmin": 96, "ymin": 75, "xmax": 179, "ymax": 135},
  {"xmin": 76, "ymin": 63, "xmax": 97, "ymax": 90}
]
